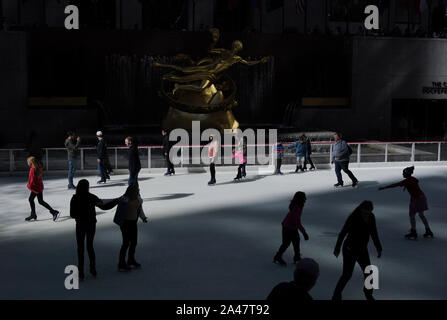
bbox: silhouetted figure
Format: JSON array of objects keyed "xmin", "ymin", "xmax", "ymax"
[
  {"xmin": 288, "ymin": 136, "xmax": 308, "ymax": 173},
  {"xmin": 274, "ymin": 142, "xmax": 284, "ymax": 175},
  {"xmin": 207, "ymin": 136, "xmax": 219, "ymax": 185},
  {"xmin": 268, "ymin": 258, "xmax": 320, "ymax": 307},
  {"xmin": 332, "ymin": 200, "xmax": 382, "ymax": 301},
  {"xmin": 113, "ymin": 184, "xmax": 148, "ymax": 272},
  {"xmin": 65, "ymin": 131, "xmax": 81, "ymax": 189},
  {"xmin": 302, "ymin": 134, "xmax": 315, "ymax": 170},
  {"xmin": 96, "ymin": 131, "xmax": 110, "ymax": 184},
  {"xmin": 379, "ymin": 166, "xmax": 433, "ymax": 239},
  {"xmin": 331, "ymin": 132, "xmax": 358, "ymax": 187},
  {"xmin": 70, "ymin": 179, "xmax": 119, "ymax": 280},
  {"xmin": 273, "ymin": 192, "xmax": 309, "ymax": 266},
  {"xmin": 162, "ymin": 129, "xmax": 175, "ymax": 176},
  {"xmin": 232, "ymin": 148, "xmax": 246, "ymax": 181},
  {"xmin": 125, "ymin": 136, "xmax": 141, "ymax": 186},
  {"xmin": 25, "ymin": 157, "xmax": 59, "ymax": 222}
]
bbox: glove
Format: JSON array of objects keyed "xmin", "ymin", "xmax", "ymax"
[{"xmin": 303, "ymin": 232, "xmax": 309, "ymax": 241}]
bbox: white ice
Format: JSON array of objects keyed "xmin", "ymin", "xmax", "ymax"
[{"xmin": 0, "ymin": 165, "xmax": 446, "ymax": 300}]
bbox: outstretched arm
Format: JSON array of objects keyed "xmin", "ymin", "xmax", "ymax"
[
  {"xmin": 239, "ymin": 56, "xmax": 269, "ymax": 66},
  {"xmin": 378, "ymin": 182, "xmax": 401, "ymax": 190}
]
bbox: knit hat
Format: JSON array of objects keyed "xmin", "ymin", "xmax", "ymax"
[
  {"xmin": 96, "ymin": 131, "xmax": 103, "ymax": 137},
  {"xmin": 294, "ymin": 258, "xmax": 320, "ymax": 290},
  {"xmin": 403, "ymin": 166, "xmax": 414, "ymax": 176}
]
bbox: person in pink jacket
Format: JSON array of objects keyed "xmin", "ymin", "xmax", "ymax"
[
  {"xmin": 273, "ymin": 191, "xmax": 309, "ymax": 266},
  {"xmin": 207, "ymin": 136, "xmax": 219, "ymax": 185},
  {"xmin": 232, "ymin": 148, "xmax": 246, "ymax": 181}
]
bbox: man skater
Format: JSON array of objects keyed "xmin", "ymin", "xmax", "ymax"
[
  {"xmin": 207, "ymin": 136, "xmax": 219, "ymax": 185},
  {"xmin": 302, "ymin": 134, "xmax": 316, "ymax": 171},
  {"xmin": 162, "ymin": 129, "xmax": 175, "ymax": 176},
  {"xmin": 125, "ymin": 136, "xmax": 141, "ymax": 186},
  {"xmin": 331, "ymin": 132, "xmax": 358, "ymax": 187},
  {"xmin": 288, "ymin": 136, "xmax": 308, "ymax": 173},
  {"xmin": 96, "ymin": 131, "xmax": 109, "ymax": 184},
  {"xmin": 65, "ymin": 131, "xmax": 81, "ymax": 190}
]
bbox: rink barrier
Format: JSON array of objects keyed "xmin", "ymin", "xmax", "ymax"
[{"xmin": 0, "ymin": 141, "xmax": 446, "ymax": 173}]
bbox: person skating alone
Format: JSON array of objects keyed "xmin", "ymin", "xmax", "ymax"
[
  {"xmin": 232, "ymin": 147, "xmax": 246, "ymax": 181},
  {"xmin": 288, "ymin": 136, "xmax": 308, "ymax": 173},
  {"xmin": 302, "ymin": 134, "xmax": 316, "ymax": 171},
  {"xmin": 273, "ymin": 192, "xmax": 309, "ymax": 266},
  {"xmin": 331, "ymin": 132, "xmax": 358, "ymax": 187},
  {"xmin": 113, "ymin": 184, "xmax": 148, "ymax": 272},
  {"xmin": 207, "ymin": 136, "xmax": 219, "ymax": 185},
  {"xmin": 96, "ymin": 131, "xmax": 109, "ymax": 184},
  {"xmin": 70, "ymin": 179, "xmax": 119, "ymax": 280},
  {"xmin": 125, "ymin": 136, "xmax": 141, "ymax": 186},
  {"xmin": 162, "ymin": 129, "xmax": 175, "ymax": 176},
  {"xmin": 65, "ymin": 131, "xmax": 81, "ymax": 189},
  {"xmin": 25, "ymin": 156, "xmax": 60, "ymax": 221},
  {"xmin": 332, "ymin": 200, "xmax": 382, "ymax": 301},
  {"xmin": 379, "ymin": 166, "xmax": 433, "ymax": 239},
  {"xmin": 274, "ymin": 142, "xmax": 284, "ymax": 175}
]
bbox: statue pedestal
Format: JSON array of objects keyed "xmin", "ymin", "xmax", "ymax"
[{"xmin": 162, "ymin": 107, "xmax": 239, "ymax": 131}]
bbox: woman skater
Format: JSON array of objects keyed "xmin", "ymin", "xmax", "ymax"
[
  {"xmin": 25, "ymin": 156, "xmax": 60, "ymax": 221},
  {"xmin": 70, "ymin": 179, "xmax": 119, "ymax": 280},
  {"xmin": 273, "ymin": 192, "xmax": 309, "ymax": 266},
  {"xmin": 114, "ymin": 184, "xmax": 148, "ymax": 272},
  {"xmin": 379, "ymin": 166, "xmax": 433, "ymax": 239},
  {"xmin": 332, "ymin": 200, "xmax": 382, "ymax": 301},
  {"xmin": 232, "ymin": 148, "xmax": 246, "ymax": 181}
]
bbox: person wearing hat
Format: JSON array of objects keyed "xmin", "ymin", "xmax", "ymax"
[
  {"xmin": 96, "ymin": 131, "xmax": 109, "ymax": 184},
  {"xmin": 267, "ymin": 258, "xmax": 320, "ymax": 303},
  {"xmin": 379, "ymin": 166, "xmax": 433, "ymax": 239}
]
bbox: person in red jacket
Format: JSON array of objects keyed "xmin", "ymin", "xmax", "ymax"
[
  {"xmin": 379, "ymin": 166, "xmax": 433, "ymax": 239},
  {"xmin": 273, "ymin": 191, "xmax": 309, "ymax": 266},
  {"xmin": 25, "ymin": 156, "xmax": 60, "ymax": 221}
]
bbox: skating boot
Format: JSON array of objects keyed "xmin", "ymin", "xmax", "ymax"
[
  {"xmin": 309, "ymin": 165, "xmax": 316, "ymax": 171},
  {"xmin": 273, "ymin": 254, "xmax": 287, "ymax": 266},
  {"xmin": 97, "ymin": 179, "xmax": 106, "ymax": 184},
  {"xmin": 405, "ymin": 229, "xmax": 418, "ymax": 240},
  {"xmin": 294, "ymin": 166, "xmax": 299, "ymax": 173},
  {"xmin": 118, "ymin": 262, "xmax": 131, "ymax": 272},
  {"xmin": 352, "ymin": 180, "xmax": 359, "ymax": 188},
  {"xmin": 25, "ymin": 213, "xmax": 37, "ymax": 221},
  {"xmin": 293, "ymin": 254, "xmax": 301, "ymax": 264},
  {"xmin": 128, "ymin": 259, "xmax": 142, "ymax": 269},
  {"xmin": 423, "ymin": 229, "xmax": 434, "ymax": 238},
  {"xmin": 208, "ymin": 179, "xmax": 216, "ymax": 186},
  {"xmin": 164, "ymin": 171, "xmax": 171, "ymax": 176},
  {"xmin": 51, "ymin": 210, "xmax": 60, "ymax": 222},
  {"xmin": 334, "ymin": 182, "xmax": 344, "ymax": 187}
]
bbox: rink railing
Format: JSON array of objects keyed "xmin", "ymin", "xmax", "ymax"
[{"xmin": 1, "ymin": 141, "xmax": 447, "ymax": 172}]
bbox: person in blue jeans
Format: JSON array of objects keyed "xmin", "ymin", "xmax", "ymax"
[
  {"xmin": 288, "ymin": 136, "xmax": 308, "ymax": 173},
  {"xmin": 65, "ymin": 131, "xmax": 81, "ymax": 190},
  {"xmin": 331, "ymin": 132, "xmax": 358, "ymax": 187}
]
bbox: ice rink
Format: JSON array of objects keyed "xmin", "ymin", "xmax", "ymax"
[{"xmin": 1, "ymin": 165, "xmax": 446, "ymax": 300}]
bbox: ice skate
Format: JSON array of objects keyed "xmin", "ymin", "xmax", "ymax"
[
  {"xmin": 118, "ymin": 263, "xmax": 131, "ymax": 272},
  {"xmin": 423, "ymin": 229, "xmax": 434, "ymax": 238},
  {"xmin": 334, "ymin": 182, "xmax": 344, "ymax": 188},
  {"xmin": 128, "ymin": 259, "xmax": 141, "ymax": 269},
  {"xmin": 208, "ymin": 179, "xmax": 216, "ymax": 186},
  {"xmin": 352, "ymin": 180, "xmax": 359, "ymax": 188},
  {"xmin": 25, "ymin": 213, "xmax": 37, "ymax": 221},
  {"xmin": 51, "ymin": 210, "xmax": 60, "ymax": 222},
  {"xmin": 293, "ymin": 254, "xmax": 301, "ymax": 264},
  {"xmin": 273, "ymin": 255, "xmax": 287, "ymax": 266},
  {"xmin": 405, "ymin": 229, "xmax": 418, "ymax": 240}
]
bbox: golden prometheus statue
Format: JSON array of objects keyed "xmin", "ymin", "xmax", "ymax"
[{"xmin": 153, "ymin": 28, "xmax": 269, "ymax": 131}]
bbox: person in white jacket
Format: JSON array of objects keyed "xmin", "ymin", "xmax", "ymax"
[{"xmin": 207, "ymin": 136, "xmax": 219, "ymax": 185}]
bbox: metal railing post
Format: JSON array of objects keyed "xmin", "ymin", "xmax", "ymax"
[
  {"xmin": 411, "ymin": 143, "xmax": 415, "ymax": 162},
  {"xmin": 357, "ymin": 144, "xmax": 361, "ymax": 164},
  {"xmin": 45, "ymin": 149, "xmax": 49, "ymax": 171},
  {"xmin": 384, "ymin": 143, "xmax": 388, "ymax": 162},
  {"xmin": 9, "ymin": 150, "xmax": 14, "ymax": 172},
  {"xmin": 438, "ymin": 142, "xmax": 441, "ymax": 162},
  {"xmin": 148, "ymin": 147, "xmax": 151, "ymax": 169},
  {"xmin": 115, "ymin": 148, "xmax": 118, "ymax": 170},
  {"xmin": 329, "ymin": 144, "xmax": 333, "ymax": 164},
  {"xmin": 81, "ymin": 149, "xmax": 84, "ymax": 170}
]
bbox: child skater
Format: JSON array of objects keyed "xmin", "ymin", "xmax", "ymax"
[
  {"xmin": 232, "ymin": 147, "xmax": 246, "ymax": 181},
  {"xmin": 70, "ymin": 179, "xmax": 119, "ymax": 280},
  {"xmin": 274, "ymin": 142, "xmax": 284, "ymax": 175},
  {"xmin": 25, "ymin": 156, "xmax": 60, "ymax": 221},
  {"xmin": 379, "ymin": 166, "xmax": 433, "ymax": 239},
  {"xmin": 273, "ymin": 192, "xmax": 309, "ymax": 266}
]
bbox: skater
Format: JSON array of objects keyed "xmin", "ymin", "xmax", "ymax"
[
  {"xmin": 273, "ymin": 192, "xmax": 309, "ymax": 266},
  {"xmin": 207, "ymin": 135, "xmax": 219, "ymax": 185},
  {"xmin": 331, "ymin": 132, "xmax": 358, "ymax": 187},
  {"xmin": 274, "ymin": 142, "xmax": 284, "ymax": 175},
  {"xmin": 379, "ymin": 166, "xmax": 433, "ymax": 239},
  {"xmin": 332, "ymin": 200, "xmax": 382, "ymax": 301},
  {"xmin": 96, "ymin": 131, "xmax": 109, "ymax": 184},
  {"xmin": 288, "ymin": 136, "xmax": 308, "ymax": 173},
  {"xmin": 125, "ymin": 136, "xmax": 141, "ymax": 186},
  {"xmin": 232, "ymin": 147, "xmax": 246, "ymax": 181},
  {"xmin": 162, "ymin": 129, "xmax": 175, "ymax": 176},
  {"xmin": 70, "ymin": 179, "xmax": 119, "ymax": 280},
  {"xmin": 25, "ymin": 156, "xmax": 60, "ymax": 222},
  {"xmin": 302, "ymin": 134, "xmax": 316, "ymax": 170},
  {"xmin": 113, "ymin": 184, "xmax": 148, "ymax": 272},
  {"xmin": 267, "ymin": 258, "xmax": 320, "ymax": 303},
  {"xmin": 65, "ymin": 131, "xmax": 81, "ymax": 189}
]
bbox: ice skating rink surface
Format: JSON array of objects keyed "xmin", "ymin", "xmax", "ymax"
[{"xmin": 1, "ymin": 166, "xmax": 446, "ymax": 300}]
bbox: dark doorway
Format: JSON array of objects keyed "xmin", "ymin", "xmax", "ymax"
[{"xmin": 392, "ymin": 99, "xmax": 447, "ymax": 141}]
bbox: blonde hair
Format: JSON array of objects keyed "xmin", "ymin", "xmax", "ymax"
[{"xmin": 27, "ymin": 156, "xmax": 42, "ymax": 178}]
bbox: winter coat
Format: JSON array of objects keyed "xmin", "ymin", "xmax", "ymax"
[
  {"xmin": 128, "ymin": 144, "xmax": 141, "ymax": 175},
  {"xmin": 65, "ymin": 137, "xmax": 80, "ymax": 158},
  {"xmin": 113, "ymin": 196, "xmax": 147, "ymax": 226},
  {"xmin": 288, "ymin": 141, "xmax": 308, "ymax": 157},
  {"xmin": 27, "ymin": 167, "xmax": 44, "ymax": 194}
]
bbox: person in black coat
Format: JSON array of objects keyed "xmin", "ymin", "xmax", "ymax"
[
  {"xmin": 96, "ymin": 131, "xmax": 110, "ymax": 184},
  {"xmin": 70, "ymin": 179, "xmax": 119, "ymax": 280},
  {"xmin": 332, "ymin": 200, "xmax": 382, "ymax": 300},
  {"xmin": 302, "ymin": 134, "xmax": 315, "ymax": 171},
  {"xmin": 161, "ymin": 129, "xmax": 175, "ymax": 176},
  {"xmin": 125, "ymin": 136, "xmax": 141, "ymax": 186}
]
